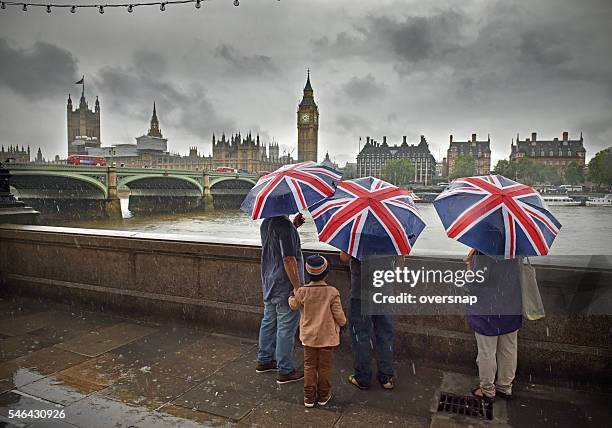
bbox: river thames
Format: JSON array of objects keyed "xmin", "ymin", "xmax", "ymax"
[{"xmin": 53, "ymin": 201, "xmax": 612, "ymax": 256}]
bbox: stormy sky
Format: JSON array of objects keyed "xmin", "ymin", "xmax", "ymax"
[{"xmin": 0, "ymin": 0, "xmax": 611, "ymax": 167}]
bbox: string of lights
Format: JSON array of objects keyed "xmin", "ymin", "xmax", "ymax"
[{"xmin": 0, "ymin": 0, "xmax": 260, "ymax": 13}]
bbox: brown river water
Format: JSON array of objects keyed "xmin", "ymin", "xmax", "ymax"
[{"xmin": 52, "ymin": 201, "xmax": 612, "ymax": 257}]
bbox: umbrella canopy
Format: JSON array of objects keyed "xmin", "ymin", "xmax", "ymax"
[
  {"xmin": 240, "ymin": 161, "xmax": 342, "ymax": 220},
  {"xmin": 308, "ymin": 177, "xmax": 426, "ymax": 260},
  {"xmin": 433, "ymin": 175, "xmax": 561, "ymax": 258}
]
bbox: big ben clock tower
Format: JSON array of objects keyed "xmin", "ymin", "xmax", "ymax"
[{"xmin": 297, "ymin": 69, "xmax": 319, "ymax": 162}]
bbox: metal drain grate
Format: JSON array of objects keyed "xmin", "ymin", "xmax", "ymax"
[{"xmin": 437, "ymin": 392, "xmax": 493, "ymax": 420}]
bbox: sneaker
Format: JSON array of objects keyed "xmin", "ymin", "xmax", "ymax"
[
  {"xmin": 317, "ymin": 393, "xmax": 332, "ymax": 406},
  {"xmin": 380, "ymin": 377, "xmax": 395, "ymax": 390},
  {"xmin": 304, "ymin": 398, "xmax": 315, "ymax": 408},
  {"xmin": 348, "ymin": 374, "xmax": 369, "ymax": 390},
  {"xmin": 255, "ymin": 360, "xmax": 277, "ymax": 373},
  {"xmin": 277, "ymin": 370, "xmax": 304, "ymax": 384}
]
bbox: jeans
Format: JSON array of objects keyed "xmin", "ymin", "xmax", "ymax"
[
  {"xmin": 349, "ymin": 298, "xmax": 394, "ymax": 386},
  {"xmin": 257, "ymin": 299, "xmax": 300, "ymax": 374}
]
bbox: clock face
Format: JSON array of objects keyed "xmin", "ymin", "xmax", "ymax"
[{"xmin": 301, "ymin": 113, "xmax": 310, "ymax": 123}]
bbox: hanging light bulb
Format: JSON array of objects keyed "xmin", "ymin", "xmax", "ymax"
[
  {"xmin": 234, "ymin": 0, "xmax": 239, "ymax": 6},
  {"xmin": 128, "ymin": 4, "xmax": 133, "ymax": 12},
  {"xmin": 22, "ymin": 4, "xmax": 27, "ymax": 11},
  {"xmin": 160, "ymin": 2, "xmax": 165, "ymax": 11},
  {"xmin": 99, "ymin": 5, "xmax": 104, "ymax": 13},
  {"xmin": 46, "ymin": 4, "xmax": 51, "ymax": 13},
  {"xmin": 195, "ymin": 0, "xmax": 201, "ymax": 9},
  {"xmin": 70, "ymin": 5, "xmax": 76, "ymax": 13}
]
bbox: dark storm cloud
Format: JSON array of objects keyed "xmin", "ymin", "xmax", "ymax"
[
  {"xmin": 215, "ymin": 44, "xmax": 278, "ymax": 75},
  {"xmin": 340, "ymin": 74, "xmax": 386, "ymax": 102},
  {"xmin": 518, "ymin": 30, "xmax": 571, "ymax": 67},
  {"xmin": 93, "ymin": 49, "xmax": 234, "ymax": 140},
  {"xmin": 578, "ymin": 116, "xmax": 612, "ymax": 154},
  {"xmin": 336, "ymin": 113, "xmax": 370, "ymax": 134},
  {"xmin": 372, "ymin": 11, "xmax": 466, "ymax": 65},
  {"xmin": 0, "ymin": 38, "xmax": 79, "ymax": 100},
  {"xmin": 312, "ymin": 9, "xmax": 467, "ymax": 70},
  {"xmin": 0, "ymin": 0, "xmax": 611, "ymax": 161}
]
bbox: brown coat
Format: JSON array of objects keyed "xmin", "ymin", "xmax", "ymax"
[{"xmin": 289, "ymin": 282, "xmax": 347, "ymax": 348}]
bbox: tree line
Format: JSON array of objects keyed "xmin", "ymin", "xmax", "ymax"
[{"xmin": 380, "ymin": 148, "xmax": 611, "ymax": 187}]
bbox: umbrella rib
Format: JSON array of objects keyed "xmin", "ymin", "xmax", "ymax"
[
  {"xmin": 367, "ymin": 201, "xmax": 410, "ymax": 255},
  {"xmin": 447, "ymin": 195, "xmax": 500, "ymax": 239},
  {"xmin": 504, "ymin": 197, "xmax": 549, "ymax": 254},
  {"xmin": 252, "ymin": 173, "xmax": 285, "ymax": 219},
  {"xmin": 287, "ymin": 170, "xmax": 335, "ymax": 195},
  {"xmin": 311, "ymin": 198, "xmax": 352, "ymax": 219},
  {"xmin": 319, "ymin": 199, "xmax": 369, "ymax": 242},
  {"xmin": 286, "ymin": 177, "xmax": 307, "ymax": 210}
]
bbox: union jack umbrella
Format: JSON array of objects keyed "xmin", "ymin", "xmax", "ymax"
[
  {"xmin": 308, "ymin": 177, "xmax": 426, "ymax": 260},
  {"xmin": 240, "ymin": 161, "xmax": 342, "ymax": 220},
  {"xmin": 433, "ymin": 175, "xmax": 561, "ymax": 258}
]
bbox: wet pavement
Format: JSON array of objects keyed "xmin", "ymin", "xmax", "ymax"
[{"xmin": 0, "ymin": 296, "xmax": 609, "ymax": 428}]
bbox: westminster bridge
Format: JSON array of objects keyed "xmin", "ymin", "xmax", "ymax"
[{"xmin": 5, "ymin": 164, "xmax": 259, "ymax": 219}]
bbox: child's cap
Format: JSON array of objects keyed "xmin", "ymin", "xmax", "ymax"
[{"xmin": 305, "ymin": 254, "xmax": 329, "ymax": 281}]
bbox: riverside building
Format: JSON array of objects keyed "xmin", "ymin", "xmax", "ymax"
[{"xmin": 356, "ymin": 135, "xmax": 437, "ymax": 185}]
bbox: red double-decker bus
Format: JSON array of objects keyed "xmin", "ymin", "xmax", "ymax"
[
  {"xmin": 214, "ymin": 167, "xmax": 237, "ymax": 173},
  {"xmin": 67, "ymin": 155, "xmax": 107, "ymax": 166}
]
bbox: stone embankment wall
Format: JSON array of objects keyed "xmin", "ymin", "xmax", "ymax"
[{"xmin": 0, "ymin": 225, "xmax": 609, "ymax": 386}]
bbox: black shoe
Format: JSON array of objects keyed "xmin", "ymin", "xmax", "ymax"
[
  {"xmin": 496, "ymin": 390, "xmax": 513, "ymax": 399},
  {"xmin": 255, "ymin": 360, "xmax": 277, "ymax": 373},
  {"xmin": 380, "ymin": 377, "xmax": 395, "ymax": 390},
  {"xmin": 348, "ymin": 374, "xmax": 369, "ymax": 390},
  {"xmin": 277, "ymin": 370, "xmax": 304, "ymax": 384}
]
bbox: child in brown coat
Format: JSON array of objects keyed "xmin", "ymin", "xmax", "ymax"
[{"xmin": 289, "ymin": 254, "xmax": 347, "ymax": 408}]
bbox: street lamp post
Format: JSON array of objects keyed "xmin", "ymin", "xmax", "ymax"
[{"xmin": 0, "ymin": 161, "xmax": 40, "ymax": 224}]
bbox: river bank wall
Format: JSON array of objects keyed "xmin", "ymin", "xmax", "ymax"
[{"xmin": 0, "ymin": 224, "xmax": 609, "ymax": 387}]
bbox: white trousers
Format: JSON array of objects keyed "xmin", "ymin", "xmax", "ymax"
[{"xmin": 474, "ymin": 330, "xmax": 518, "ymax": 397}]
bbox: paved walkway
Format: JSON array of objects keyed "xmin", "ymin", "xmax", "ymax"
[{"xmin": 0, "ymin": 296, "xmax": 609, "ymax": 428}]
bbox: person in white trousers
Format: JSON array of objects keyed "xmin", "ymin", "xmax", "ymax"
[{"xmin": 465, "ymin": 249, "xmax": 522, "ymax": 401}]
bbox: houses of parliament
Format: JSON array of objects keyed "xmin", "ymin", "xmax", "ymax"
[{"xmin": 68, "ymin": 73, "xmax": 319, "ymax": 172}]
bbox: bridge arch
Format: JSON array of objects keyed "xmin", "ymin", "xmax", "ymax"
[
  {"xmin": 119, "ymin": 174, "xmax": 203, "ymax": 194},
  {"xmin": 209, "ymin": 176, "xmax": 258, "ymax": 188},
  {"xmin": 9, "ymin": 171, "xmax": 108, "ymax": 199}
]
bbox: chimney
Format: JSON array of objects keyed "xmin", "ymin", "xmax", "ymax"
[
  {"xmin": 450, "ymin": 134, "xmax": 453, "ymax": 143},
  {"xmin": 472, "ymin": 133, "xmax": 477, "ymax": 142},
  {"xmin": 562, "ymin": 131, "xmax": 568, "ymax": 141},
  {"xmin": 403, "ymin": 136, "xmax": 407, "ymax": 144},
  {"xmin": 366, "ymin": 136, "xmax": 370, "ymax": 144},
  {"xmin": 383, "ymin": 136, "xmax": 387, "ymax": 144},
  {"xmin": 531, "ymin": 132, "xmax": 537, "ymax": 142}
]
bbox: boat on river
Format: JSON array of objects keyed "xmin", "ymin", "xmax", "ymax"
[
  {"xmin": 585, "ymin": 194, "xmax": 612, "ymax": 207},
  {"xmin": 541, "ymin": 196, "xmax": 581, "ymax": 206}
]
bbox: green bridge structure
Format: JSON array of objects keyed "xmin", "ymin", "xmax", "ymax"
[{"xmin": 6, "ymin": 164, "xmax": 259, "ymax": 219}]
